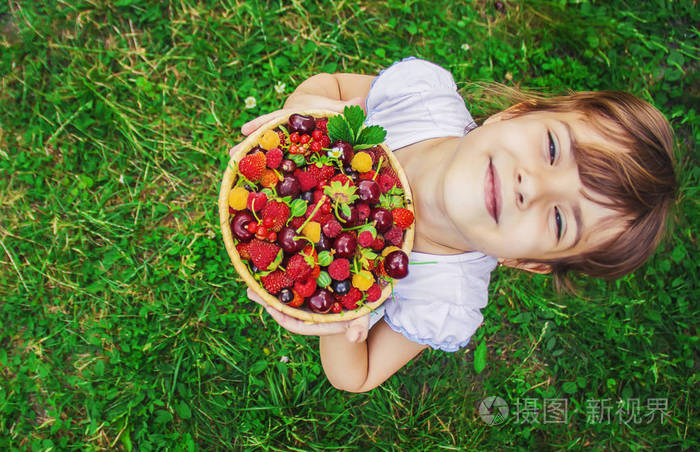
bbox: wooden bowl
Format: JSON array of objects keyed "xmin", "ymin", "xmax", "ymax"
[{"xmin": 218, "ymin": 110, "xmax": 414, "ymax": 323}]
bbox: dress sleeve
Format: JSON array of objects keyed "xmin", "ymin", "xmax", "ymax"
[
  {"xmin": 364, "ymin": 57, "xmax": 476, "ymax": 150},
  {"xmin": 383, "ymin": 253, "xmax": 497, "ymax": 352}
]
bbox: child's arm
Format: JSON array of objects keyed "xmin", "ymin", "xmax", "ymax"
[
  {"xmin": 320, "ymin": 321, "xmax": 428, "ymax": 393},
  {"xmin": 249, "ymin": 289, "xmax": 427, "ymax": 393}
]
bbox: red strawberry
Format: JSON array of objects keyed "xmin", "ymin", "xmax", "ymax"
[
  {"xmin": 286, "ymin": 254, "xmax": 313, "ymax": 282},
  {"xmin": 289, "ymin": 216, "xmax": 305, "ymax": 229},
  {"xmin": 329, "ymin": 173, "xmax": 354, "ymax": 187},
  {"xmin": 366, "ymin": 283, "xmax": 382, "ymax": 302},
  {"xmin": 358, "ymin": 170, "xmax": 377, "ymax": 181},
  {"xmin": 384, "ymin": 226, "xmax": 403, "ymax": 246},
  {"xmin": 239, "ymin": 152, "xmax": 266, "ymax": 181},
  {"xmin": 248, "ymin": 239, "xmax": 281, "ymax": 271},
  {"xmin": 236, "ymin": 242, "xmax": 250, "ymax": 260},
  {"xmin": 266, "ymin": 147, "xmax": 283, "ymax": 169},
  {"xmin": 392, "ymin": 208, "xmax": 414, "ymax": 229},
  {"xmin": 322, "ymin": 219, "xmax": 342, "ymax": 238},
  {"xmin": 328, "ymin": 258, "xmax": 350, "ymax": 281},
  {"xmin": 247, "ymin": 192, "xmax": 267, "ymax": 212},
  {"xmin": 337, "ymin": 287, "xmax": 361, "ymax": 310},
  {"xmin": 261, "ymin": 270, "xmax": 293, "ymax": 294},
  {"xmin": 310, "ymin": 265, "xmax": 321, "ymax": 279},
  {"xmin": 261, "ymin": 200, "xmax": 290, "ymax": 232},
  {"xmin": 294, "ymin": 277, "xmax": 316, "ymax": 298},
  {"xmin": 358, "ymin": 230, "xmax": 374, "ymax": 248}
]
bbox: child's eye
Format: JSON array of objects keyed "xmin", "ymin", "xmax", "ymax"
[
  {"xmin": 548, "ymin": 131, "xmax": 558, "ymax": 165},
  {"xmin": 554, "ymin": 207, "xmax": 563, "ymax": 240}
]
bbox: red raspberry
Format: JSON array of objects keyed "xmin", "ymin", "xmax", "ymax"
[
  {"xmin": 378, "ymin": 173, "xmax": 398, "ymax": 193},
  {"xmin": 384, "ymin": 226, "xmax": 403, "ymax": 246},
  {"xmin": 321, "ymin": 135, "xmax": 331, "ymax": 147},
  {"xmin": 296, "ymin": 171, "xmax": 317, "ymax": 191},
  {"xmin": 294, "ymin": 277, "xmax": 316, "ymax": 298},
  {"xmin": 328, "ymin": 258, "xmax": 350, "ymax": 281},
  {"xmin": 290, "ymin": 216, "xmax": 305, "ymax": 229},
  {"xmin": 356, "ymin": 203, "xmax": 370, "ymax": 221},
  {"xmin": 265, "ymin": 147, "xmax": 283, "ymax": 169},
  {"xmin": 322, "ymin": 219, "xmax": 342, "ymax": 238},
  {"xmin": 358, "ymin": 230, "xmax": 374, "ymax": 248},
  {"xmin": 338, "ymin": 287, "xmax": 361, "ymax": 310},
  {"xmin": 331, "ymin": 302, "xmax": 342, "ymax": 313},
  {"xmin": 312, "ymin": 129, "xmax": 323, "ymax": 141},
  {"xmin": 315, "ymin": 119, "xmax": 328, "ymax": 131},
  {"xmin": 371, "ymin": 235, "xmax": 385, "ymax": 251},
  {"xmin": 366, "ymin": 284, "xmax": 382, "ymax": 302}
]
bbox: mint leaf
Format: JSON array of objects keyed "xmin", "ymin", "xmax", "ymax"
[
  {"xmin": 327, "ymin": 114, "xmax": 353, "ymax": 143},
  {"xmin": 357, "ymin": 125, "xmax": 386, "ymax": 146},
  {"xmin": 343, "ymin": 105, "xmax": 365, "ymax": 139},
  {"xmin": 290, "ymin": 154, "xmax": 305, "ymax": 167}
]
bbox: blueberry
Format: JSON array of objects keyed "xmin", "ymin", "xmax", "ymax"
[
  {"xmin": 279, "ymin": 288, "xmax": 294, "ymax": 304},
  {"xmin": 331, "ymin": 279, "xmax": 351, "ymax": 295}
]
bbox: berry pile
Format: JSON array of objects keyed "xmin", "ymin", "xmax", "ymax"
[{"xmin": 228, "ymin": 111, "xmax": 414, "ymax": 314}]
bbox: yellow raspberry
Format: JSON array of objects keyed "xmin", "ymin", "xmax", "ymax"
[
  {"xmin": 351, "ymin": 152, "xmax": 373, "ymax": 173},
  {"xmin": 352, "ymin": 270, "xmax": 374, "ymax": 291},
  {"xmin": 381, "ymin": 246, "xmax": 401, "ymax": 257},
  {"xmin": 259, "ymin": 169, "xmax": 280, "ymax": 188},
  {"xmin": 259, "ymin": 130, "xmax": 280, "ymax": 150},
  {"xmin": 301, "ymin": 221, "xmax": 321, "ymax": 243},
  {"xmin": 228, "ymin": 186, "xmax": 249, "ymax": 210}
]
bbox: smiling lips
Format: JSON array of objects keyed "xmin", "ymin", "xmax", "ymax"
[{"xmin": 484, "ymin": 158, "xmax": 501, "ymax": 223}]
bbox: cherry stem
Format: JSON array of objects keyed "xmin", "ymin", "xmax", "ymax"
[
  {"xmin": 296, "ymin": 195, "xmax": 327, "ymax": 234},
  {"xmin": 372, "ymin": 156, "xmax": 384, "ymax": 181}
]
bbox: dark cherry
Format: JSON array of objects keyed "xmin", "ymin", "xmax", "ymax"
[
  {"xmin": 308, "ymin": 288, "xmax": 335, "ymax": 313},
  {"xmin": 300, "ymin": 191, "xmax": 314, "ymax": 203},
  {"xmin": 316, "ymin": 233, "xmax": 332, "ymax": 251},
  {"xmin": 331, "ymin": 279, "xmax": 351, "ymax": 295},
  {"xmin": 384, "ymin": 250, "xmax": 409, "ymax": 279},
  {"xmin": 278, "ymin": 227, "xmax": 305, "ymax": 253},
  {"xmin": 330, "ymin": 140, "xmax": 354, "ymax": 164},
  {"xmin": 279, "ymin": 288, "xmax": 294, "ymax": 304},
  {"xmin": 370, "ymin": 207, "xmax": 393, "ymax": 233},
  {"xmin": 337, "ymin": 205, "xmax": 358, "ymax": 226},
  {"xmin": 288, "ymin": 114, "xmax": 316, "ymax": 134},
  {"xmin": 231, "ymin": 211, "xmax": 255, "ymax": 241},
  {"xmin": 278, "ymin": 175, "xmax": 301, "ymax": 197},
  {"xmin": 358, "ymin": 180, "xmax": 381, "ymax": 205},
  {"xmin": 280, "ymin": 159, "xmax": 297, "ymax": 173},
  {"xmin": 333, "ymin": 232, "xmax": 357, "ymax": 258}
]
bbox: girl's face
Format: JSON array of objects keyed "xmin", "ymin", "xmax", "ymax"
[{"xmin": 443, "ymin": 110, "xmax": 624, "ymax": 260}]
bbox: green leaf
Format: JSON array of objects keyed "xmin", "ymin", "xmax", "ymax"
[
  {"xmin": 290, "ymin": 199, "xmax": 308, "ymax": 217},
  {"xmin": 340, "ymin": 203, "xmax": 351, "ymax": 218},
  {"xmin": 474, "ymin": 340, "xmax": 487, "ymax": 374},
  {"xmin": 562, "ymin": 382, "xmax": 578, "ymax": 394},
  {"xmin": 250, "ymin": 360, "xmax": 267, "ymax": 375},
  {"xmin": 154, "ymin": 410, "xmax": 173, "ymax": 425},
  {"xmin": 175, "ymin": 401, "xmax": 192, "ymax": 419},
  {"xmin": 317, "ymin": 271, "xmax": 332, "ymax": 287},
  {"xmin": 343, "ymin": 105, "xmax": 365, "ymax": 138},
  {"xmin": 327, "ymin": 115, "xmax": 353, "ymax": 143},
  {"xmin": 357, "ymin": 125, "xmax": 386, "ymax": 146}
]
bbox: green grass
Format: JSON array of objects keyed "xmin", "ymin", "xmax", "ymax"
[{"xmin": 0, "ymin": 0, "xmax": 697, "ymax": 450}]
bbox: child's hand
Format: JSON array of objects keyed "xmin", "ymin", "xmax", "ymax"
[
  {"xmin": 229, "ymin": 97, "xmax": 364, "ymax": 157},
  {"xmin": 247, "ymin": 288, "xmax": 369, "ymax": 343}
]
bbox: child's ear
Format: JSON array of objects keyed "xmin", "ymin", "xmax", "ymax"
[{"xmin": 499, "ymin": 258, "xmax": 552, "ymax": 274}]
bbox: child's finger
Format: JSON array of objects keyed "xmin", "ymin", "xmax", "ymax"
[
  {"xmin": 345, "ymin": 315, "xmax": 370, "ymax": 343},
  {"xmin": 247, "ymin": 288, "xmax": 268, "ymax": 307}
]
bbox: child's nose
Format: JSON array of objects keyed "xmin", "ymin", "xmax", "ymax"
[{"xmin": 515, "ymin": 168, "xmax": 566, "ymax": 208}]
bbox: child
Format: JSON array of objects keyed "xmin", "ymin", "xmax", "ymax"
[{"xmin": 234, "ymin": 57, "xmax": 677, "ymax": 393}]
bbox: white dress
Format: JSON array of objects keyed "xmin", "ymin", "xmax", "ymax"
[{"xmin": 364, "ymin": 57, "xmax": 498, "ymax": 352}]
